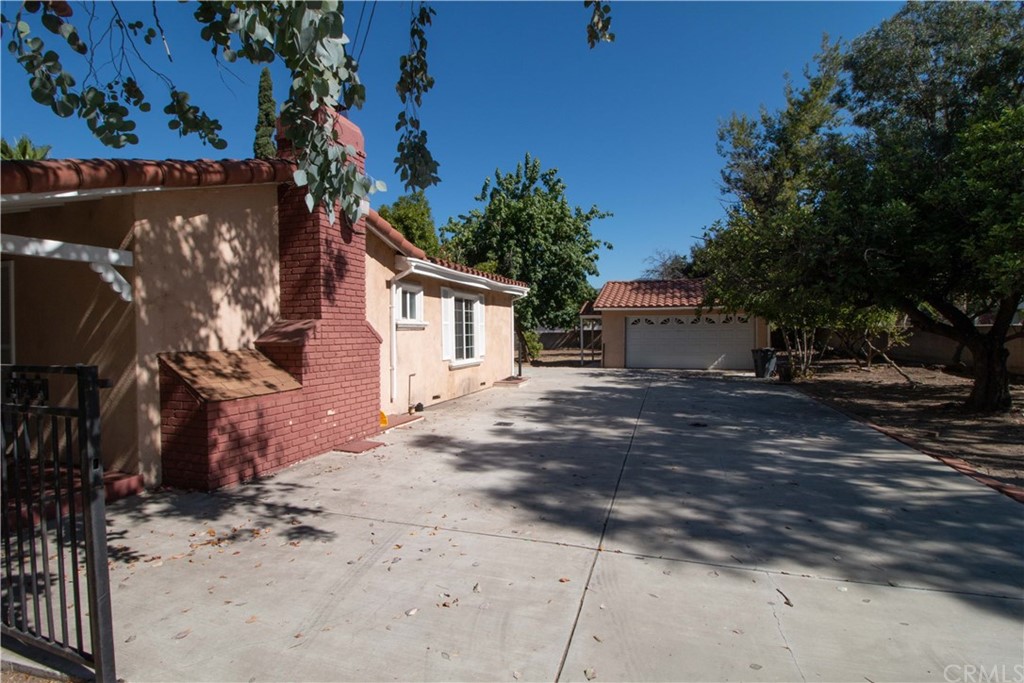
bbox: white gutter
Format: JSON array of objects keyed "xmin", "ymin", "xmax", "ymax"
[
  {"xmin": 0, "ymin": 181, "xmax": 283, "ymax": 214},
  {"xmin": 395, "ymin": 256, "xmax": 529, "ymax": 297},
  {"xmin": 389, "ymin": 260, "xmax": 416, "ymax": 404}
]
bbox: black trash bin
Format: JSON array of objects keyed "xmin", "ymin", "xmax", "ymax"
[{"xmin": 751, "ymin": 348, "xmax": 777, "ymax": 378}]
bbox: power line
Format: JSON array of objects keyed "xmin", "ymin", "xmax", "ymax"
[
  {"xmin": 350, "ymin": 1, "xmax": 367, "ymax": 54},
  {"xmin": 356, "ymin": 0, "xmax": 380, "ymax": 63}
]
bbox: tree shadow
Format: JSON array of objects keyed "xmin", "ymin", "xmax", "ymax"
[{"xmin": 401, "ymin": 370, "xmax": 1023, "ymax": 619}]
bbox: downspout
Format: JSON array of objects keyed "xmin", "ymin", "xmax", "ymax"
[{"xmin": 390, "ymin": 261, "xmax": 415, "ymax": 404}]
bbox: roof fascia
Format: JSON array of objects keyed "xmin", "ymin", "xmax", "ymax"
[
  {"xmin": 396, "ymin": 256, "xmax": 529, "ymax": 298},
  {"xmin": 0, "ymin": 181, "xmax": 279, "ymax": 214}
]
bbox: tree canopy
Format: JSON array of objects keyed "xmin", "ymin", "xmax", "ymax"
[
  {"xmin": 441, "ymin": 154, "xmax": 610, "ymax": 345},
  {"xmin": 376, "ymin": 191, "xmax": 440, "ymax": 257},
  {"xmin": 640, "ymin": 248, "xmax": 704, "ymax": 280},
  {"xmin": 700, "ymin": 2, "xmax": 1024, "ymax": 410},
  {"xmin": 1, "ymin": 1, "xmax": 614, "ymax": 223}
]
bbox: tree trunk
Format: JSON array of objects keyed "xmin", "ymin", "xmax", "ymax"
[{"xmin": 966, "ymin": 337, "xmax": 1012, "ymax": 412}]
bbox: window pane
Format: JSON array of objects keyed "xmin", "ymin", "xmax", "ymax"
[
  {"xmin": 463, "ymin": 302, "xmax": 474, "ymax": 358},
  {"xmin": 454, "ymin": 299, "xmax": 466, "ymax": 359}
]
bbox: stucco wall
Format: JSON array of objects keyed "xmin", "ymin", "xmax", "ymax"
[
  {"xmin": 366, "ymin": 232, "xmax": 517, "ymax": 415},
  {"xmin": 600, "ymin": 309, "xmax": 769, "ymax": 369},
  {"xmin": 133, "ymin": 185, "xmax": 280, "ymax": 484},
  {"xmin": 2, "ymin": 197, "xmax": 139, "ymax": 474}
]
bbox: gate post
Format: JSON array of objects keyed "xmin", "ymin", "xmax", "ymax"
[{"xmin": 76, "ymin": 365, "xmax": 116, "ymax": 682}]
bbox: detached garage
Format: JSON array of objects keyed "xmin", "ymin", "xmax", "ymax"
[{"xmin": 592, "ymin": 280, "xmax": 769, "ymax": 370}]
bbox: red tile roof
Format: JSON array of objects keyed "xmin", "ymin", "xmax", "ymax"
[
  {"xmin": 365, "ymin": 209, "xmax": 527, "ymax": 288},
  {"xmin": 426, "ymin": 257, "xmax": 528, "ymax": 288},
  {"xmin": 593, "ymin": 279, "xmax": 706, "ymax": 309},
  {"xmin": 365, "ymin": 209, "xmax": 427, "ymax": 260},
  {"xmin": 1, "ymin": 158, "xmax": 295, "ymax": 195},
  {"xmin": 2, "ymin": 156, "xmax": 527, "ymax": 289}
]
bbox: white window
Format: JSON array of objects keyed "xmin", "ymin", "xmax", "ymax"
[
  {"xmin": 396, "ymin": 284, "xmax": 425, "ymax": 328},
  {"xmin": 441, "ymin": 288, "xmax": 485, "ymax": 366}
]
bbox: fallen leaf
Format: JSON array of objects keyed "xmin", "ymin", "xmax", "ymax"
[
  {"xmin": 584, "ymin": 668, "xmax": 597, "ymax": 680},
  {"xmin": 513, "ymin": 672, "xmax": 521, "ymax": 680},
  {"xmin": 593, "ymin": 635, "xmax": 603, "ymax": 643},
  {"xmin": 294, "ymin": 632, "xmax": 303, "ymax": 639},
  {"xmin": 559, "ymin": 577, "xmax": 571, "ymax": 583},
  {"xmin": 207, "ymin": 529, "xmax": 216, "ymax": 537},
  {"xmin": 172, "ymin": 629, "xmax": 191, "ymax": 640},
  {"xmin": 472, "ymin": 583, "xmax": 481, "ymax": 594},
  {"xmin": 124, "ymin": 634, "xmax": 136, "ymax": 643},
  {"xmin": 245, "ymin": 615, "xmax": 258, "ymax": 624},
  {"xmin": 405, "ymin": 608, "xmax": 418, "ymax": 617}
]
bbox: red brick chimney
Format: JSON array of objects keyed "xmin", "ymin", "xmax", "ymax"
[{"xmin": 160, "ymin": 110, "xmax": 382, "ymax": 490}]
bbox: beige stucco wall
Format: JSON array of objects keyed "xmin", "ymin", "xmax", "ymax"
[
  {"xmin": 132, "ymin": 185, "xmax": 280, "ymax": 483},
  {"xmin": 3, "ymin": 197, "xmax": 139, "ymax": 474},
  {"xmin": 3, "ymin": 185, "xmax": 279, "ymax": 484},
  {"xmin": 600, "ymin": 309, "xmax": 770, "ymax": 368},
  {"xmin": 366, "ymin": 232, "xmax": 517, "ymax": 416}
]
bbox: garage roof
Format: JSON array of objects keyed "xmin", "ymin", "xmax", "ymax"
[{"xmin": 593, "ymin": 279, "xmax": 706, "ymax": 309}]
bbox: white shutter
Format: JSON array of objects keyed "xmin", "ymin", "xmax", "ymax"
[
  {"xmin": 441, "ymin": 288, "xmax": 454, "ymax": 360},
  {"xmin": 475, "ymin": 294, "xmax": 486, "ymax": 358}
]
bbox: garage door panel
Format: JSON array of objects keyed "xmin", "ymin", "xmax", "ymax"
[{"xmin": 626, "ymin": 315, "xmax": 754, "ymax": 370}]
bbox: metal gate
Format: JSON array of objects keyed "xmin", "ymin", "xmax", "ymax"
[{"xmin": 1, "ymin": 365, "xmax": 116, "ymax": 681}]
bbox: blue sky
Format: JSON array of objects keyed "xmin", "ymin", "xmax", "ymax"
[{"xmin": 1, "ymin": 1, "xmax": 901, "ymax": 283}]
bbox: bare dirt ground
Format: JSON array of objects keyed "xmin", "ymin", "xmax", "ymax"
[
  {"xmin": 797, "ymin": 359, "xmax": 1024, "ymax": 490},
  {"xmin": 533, "ymin": 351, "xmax": 1023, "ymax": 491}
]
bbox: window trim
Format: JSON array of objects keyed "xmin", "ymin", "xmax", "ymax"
[
  {"xmin": 441, "ymin": 288, "xmax": 486, "ymax": 367},
  {"xmin": 395, "ymin": 283, "xmax": 427, "ymax": 329}
]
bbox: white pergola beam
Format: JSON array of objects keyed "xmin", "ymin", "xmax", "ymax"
[{"xmin": 1, "ymin": 233, "xmax": 133, "ymax": 267}]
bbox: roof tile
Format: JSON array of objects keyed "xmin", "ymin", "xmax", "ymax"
[
  {"xmin": 0, "ymin": 157, "xmax": 296, "ymax": 196},
  {"xmin": 593, "ymin": 279, "xmax": 707, "ymax": 309}
]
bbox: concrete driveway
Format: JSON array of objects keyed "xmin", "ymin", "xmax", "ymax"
[{"xmin": 97, "ymin": 368, "xmax": 1023, "ymax": 681}]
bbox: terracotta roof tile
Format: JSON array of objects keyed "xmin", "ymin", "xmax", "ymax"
[
  {"xmin": 593, "ymin": 279, "xmax": 707, "ymax": 309},
  {"xmin": 365, "ymin": 209, "xmax": 427, "ymax": 260},
  {"xmin": 1, "ymin": 157, "xmax": 295, "ymax": 196},
  {"xmin": 427, "ymin": 257, "xmax": 529, "ymax": 288},
  {"xmin": 365, "ymin": 209, "xmax": 528, "ymax": 288}
]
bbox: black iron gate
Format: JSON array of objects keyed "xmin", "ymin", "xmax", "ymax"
[{"xmin": 1, "ymin": 365, "xmax": 116, "ymax": 681}]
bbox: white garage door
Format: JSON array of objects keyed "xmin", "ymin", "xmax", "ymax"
[{"xmin": 626, "ymin": 314, "xmax": 755, "ymax": 370}]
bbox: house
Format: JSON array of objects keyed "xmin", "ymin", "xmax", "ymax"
[
  {"xmin": 0, "ymin": 113, "xmax": 526, "ymax": 491},
  {"xmin": 591, "ymin": 280, "xmax": 769, "ymax": 370}
]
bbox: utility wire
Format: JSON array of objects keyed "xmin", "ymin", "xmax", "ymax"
[
  {"xmin": 350, "ymin": 1, "xmax": 367, "ymax": 55},
  {"xmin": 355, "ymin": 0, "xmax": 378, "ymax": 65}
]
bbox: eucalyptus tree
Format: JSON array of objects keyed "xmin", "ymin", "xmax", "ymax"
[{"xmin": 2, "ymin": 1, "xmax": 615, "ymax": 223}]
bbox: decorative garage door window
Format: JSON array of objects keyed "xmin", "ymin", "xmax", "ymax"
[
  {"xmin": 625, "ymin": 314, "xmax": 755, "ymax": 370},
  {"xmin": 629, "ymin": 315, "xmax": 750, "ymax": 326}
]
